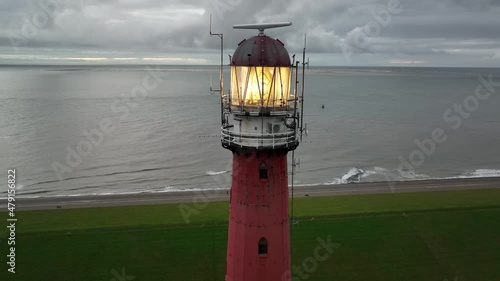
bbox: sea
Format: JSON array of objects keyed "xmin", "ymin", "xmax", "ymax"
[{"xmin": 1, "ymin": 65, "xmax": 500, "ymax": 198}]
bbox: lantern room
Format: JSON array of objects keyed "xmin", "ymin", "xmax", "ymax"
[
  {"xmin": 230, "ymin": 33, "xmax": 292, "ymax": 113},
  {"xmin": 221, "ymin": 23, "xmax": 299, "ymax": 151}
]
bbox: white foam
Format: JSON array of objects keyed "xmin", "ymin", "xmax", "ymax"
[
  {"xmin": 0, "ymin": 185, "xmax": 230, "ymax": 200},
  {"xmin": 325, "ymin": 166, "xmax": 393, "ymax": 185},
  {"xmin": 320, "ymin": 167, "xmax": 500, "ymax": 187},
  {"xmin": 458, "ymin": 169, "xmax": 500, "ymax": 179},
  {"xmin": 396, "ymin": 169, "xmax": 430, "ymax": 180},
  {"xmin": 293, "ymin": 182, "xmax": 324, "ymax": 187},
  {"xmin": 341, "ymin": 167, "xmax": 364, "ymax": 183},
  {"xmin": 206, "ymin": 170, "xmax": 229, "ymax": 176},
  {"xmin": 4, "ymin": 168, "xmax": 499, "ymax": 200}
]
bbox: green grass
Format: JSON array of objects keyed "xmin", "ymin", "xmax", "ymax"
[
  {"xmin": 1, "ymin": 189, "xmax": 500, "ymax": 281},
  {"xmin": 10, "ymin": 189, "xmax": 500, "ymax": 233}
]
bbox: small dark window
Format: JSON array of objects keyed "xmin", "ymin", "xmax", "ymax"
[
  {"xmin": 259, "ymin": 162, "xmax": 268, "ymax": 180},
  {"xmin": 273, "ymin": 124, "xmax": 280, "ymax": 133},
  {"xmin": 258, "ymin": 237, "xmax": 268, "ymax": 255}
]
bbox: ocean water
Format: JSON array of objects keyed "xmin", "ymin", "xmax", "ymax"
[{"xmin": 1, "ymin": 65, "xmax": 500, "ymax": 198}]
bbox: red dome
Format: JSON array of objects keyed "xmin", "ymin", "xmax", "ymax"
[{"xmin": 231, "ymin": 35, "xmax": 291, "ymax": 67}]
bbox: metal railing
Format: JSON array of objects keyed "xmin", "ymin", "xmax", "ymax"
[{"xmin": 221, "ymin": 127, "xmax": 297, "ymax": 149}]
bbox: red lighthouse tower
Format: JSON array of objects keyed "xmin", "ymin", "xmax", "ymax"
[{"xmin": 219, "ymin": 22, "xmax": 303, "ymax": 281}]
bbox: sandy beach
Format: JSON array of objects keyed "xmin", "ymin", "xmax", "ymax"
[{"xmin": 2, "ymin": 177, "xmax": 499, "ymax": 211}]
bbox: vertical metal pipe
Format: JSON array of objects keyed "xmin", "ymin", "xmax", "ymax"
[{"xmin": 300, "ymin": 34, "xmax": 306, "ymax": 141}]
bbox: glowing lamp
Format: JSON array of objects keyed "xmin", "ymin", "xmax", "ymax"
[{"xmin": 230, "ymin": 29, "xmax": 292, "ymax": 112}]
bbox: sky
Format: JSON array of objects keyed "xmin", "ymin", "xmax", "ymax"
[{"xmin": 0, "ymin": 0, "xmax": 499, "ymax": 66}]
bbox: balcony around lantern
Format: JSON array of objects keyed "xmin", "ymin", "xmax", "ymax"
[
  {"xmin": 221, "ymin": 112, "xmax": 299, "ymax": 150},
  {"xmin": 229, "ymin": 66, "xmax": 295, "ymax": 115},
  {"xmin": 221, "ymin": 126, "xmax": 298, "ymax": 151}
]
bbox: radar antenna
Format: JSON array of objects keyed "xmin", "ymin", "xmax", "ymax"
[{"xmin": 233, "ymin": 22, "xmax": 292, "ymax": 35}]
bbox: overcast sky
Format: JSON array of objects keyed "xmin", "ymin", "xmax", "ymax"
[{"xmin": 1, "ymin": 0, "xmax": 499, "ymax": 66}]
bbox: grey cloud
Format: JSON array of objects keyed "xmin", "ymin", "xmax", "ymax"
[{"xmin": 0, "ymin": 0, "xmax": 499, "ymax": 66}]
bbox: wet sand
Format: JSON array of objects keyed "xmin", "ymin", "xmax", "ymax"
[{"xmin": 3, "ymin": 177, "xmax": 500, "ymax": 211}]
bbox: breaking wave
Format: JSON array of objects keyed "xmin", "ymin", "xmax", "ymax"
[
  {"xmin": 3, "ymin": 168, "xmax": 500, "ymax": 200},
  {"xmin": 206, "ymin": 170, "xmax": 229, "ymax": 176},
  {"xmin": 324, "ymin": 166, "xmax": 429, "ymax": 185},
  {"xmin": 456, "ymin": 169, "xmax": 500, "ymax": 179},
  {"xmin": 322, "ymin": 167, "xmax": 500, "ymax": 186}
]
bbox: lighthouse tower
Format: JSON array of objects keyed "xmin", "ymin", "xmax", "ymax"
[{"xmin": 220, "ymin": 22, "xmax": 302, "ymax": 281}]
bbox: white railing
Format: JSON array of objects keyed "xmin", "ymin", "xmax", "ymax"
[{"xmin": 221, "ymin": 127, "xmax": 297, "ymax": 149}]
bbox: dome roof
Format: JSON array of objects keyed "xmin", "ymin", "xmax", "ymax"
[{"xmin": 231, "ymin": 35, "xmax": 291, "ymax": 67}]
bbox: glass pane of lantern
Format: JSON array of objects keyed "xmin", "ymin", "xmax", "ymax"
[{"xmin": 231, "ymin": 66, "xmax": 291, "ymax": 108}]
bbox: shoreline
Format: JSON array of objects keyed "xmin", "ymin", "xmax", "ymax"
[{"xmin": 2, "ymin": 177, "xmax": 499, "ymax": 211}]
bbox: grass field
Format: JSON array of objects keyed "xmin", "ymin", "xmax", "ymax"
[{"xmin": 1, "ymin": 189, "xmax": 500, "ymax": 281}]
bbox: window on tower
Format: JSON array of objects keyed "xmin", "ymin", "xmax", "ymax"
[
  {"xmin": 259, "ymin": 162, "xmax": 268, "ymax": 180},
  {"xmin": 258, "ymin": 237, "xmax": 268, "ymax": 255}
]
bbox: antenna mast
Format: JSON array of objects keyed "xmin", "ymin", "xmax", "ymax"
[
  {"xmin": 210, "ymin": 14, "xmax": 225, "ymax": 126},
  {"xmin": 300, "ymin": 34, "xmax": 307, "ymax": 141}
]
